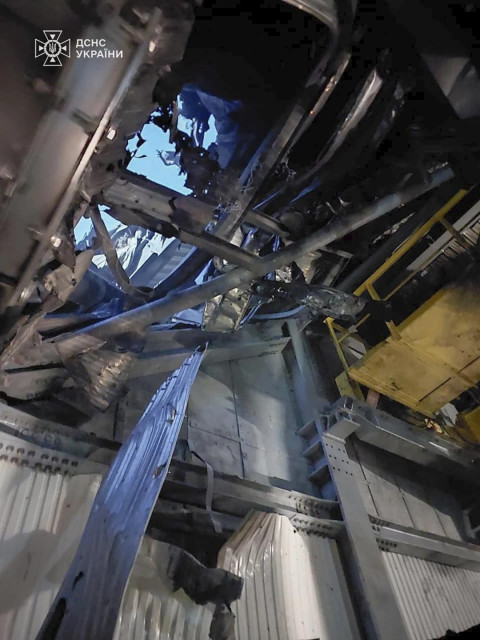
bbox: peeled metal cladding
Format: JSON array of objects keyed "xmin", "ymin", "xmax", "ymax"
[{"xmin": 36, "ymin": 350, "xmax": 205, "ymax": 640}]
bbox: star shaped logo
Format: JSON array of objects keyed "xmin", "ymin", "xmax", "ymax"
[{"xmin": 35, "ymin": 30, "xmax": 70, "ymax": 67}]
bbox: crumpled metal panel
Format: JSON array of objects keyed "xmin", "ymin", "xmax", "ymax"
[
  {"xmin": 203, "ymin": 289, "xmax": 252, "ymax": 331},
  {"xmin": 0, "ymin": 459, "xmax": 101, "ymax": 640},
  {"xmin": 218, "ymin": 511, "xmax": 359, "ymax": 640},
  {"xmin": 384, "ymin": 552, "xmax": 480, "ymax": 639}
]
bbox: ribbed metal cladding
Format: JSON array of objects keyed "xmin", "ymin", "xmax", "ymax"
[
  {"xmin": 0, "ymin": 456, "xmax": 213, "ymax": 640},
  {"xmin": 0, "ymin": 459, "xmax": 100, "ymax": 640},
  {"xmin": 384, "ymin": 552, "xmax": 480, "ymax": 639},
  {"xmin": 219, "ymin": 511, "xmax": 360, "ymax": 640},
  {"xmin": 114, "ymin": 538, "xmax": 213, "ymax": 640}
]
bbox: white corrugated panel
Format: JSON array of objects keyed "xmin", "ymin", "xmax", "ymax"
[
  {"xmin": 0, "ymin": 447, "xmax": 357, "ymax": 640},
  {"xmin": 114, "ymin": 538, "xmax": 214, "ymax": 640},
  {"xmin": 384, "ymin": 552, "xmax": 480, "ymax": 639},
  {"xmin": 219, "ymin": 511, "xmax": 359, "ymax": 640},
  {"xmin": 0, "ymin": 453, "xmax": 214, "ymax": 640},
  {"xmin": 0, "ymin": 458, "xmax": 101, "ymax": 640}
]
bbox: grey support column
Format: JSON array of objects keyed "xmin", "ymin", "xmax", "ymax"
[{"xmin": 323, "ymin": 417, "xmax": 410, "ymax": 640}]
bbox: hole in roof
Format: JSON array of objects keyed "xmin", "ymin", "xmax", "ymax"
[
  {"xmin": 71, "ymin": 95, "xmax": 220, "ymax": 308},
  {"xmin": 74, "ymin": 205, "xmax": 119, "ymax": 245},
  {"xmin": 126, "ymin": 95, "xmax": 219, "ymax": 195}
]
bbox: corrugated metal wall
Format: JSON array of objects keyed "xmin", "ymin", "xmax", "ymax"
[
  {"xmin": 0, "ymin": 457, "xmax": 359, "ymax": 640},
  {"xmin": 384, "ymin": 552, "xmax": 480, "ymax": 639},
  {"xmin": 0, "ymin": 451, "xmax": 216, "ymax": 640},
  {"xmin": 114, "ymin": 538, "xmax": 213, "ymax": 640},
  {"xmin": 3, "ymin": 441, "xmax": 480, "ymax": 640},
  {"xmin": 0, "ymin": 458, "xmax": 101, "ymax": 640},
  {"xmin": 219, "ymin": 511, "xmax": 360, "ymax": 640},
  {"xmin": 0, "ymin": 457, "xmax": 214, "ymax": 640},
  {"xmin": 118, "ymin": 513, "xmax": 362, "ymax": 640}
]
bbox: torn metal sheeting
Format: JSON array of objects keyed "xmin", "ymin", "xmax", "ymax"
[
  {"xmin": 54, "ymin": 166, "xmax": 454, "ymax": 358},
  {"xmin": 35, "ymin": 349, "xmax": 203, "ymax": 640},
  {"xmin": 0, "ymin": 366, "xmax": 68, "ymax": 400},
  {"xmin": 105, "ymin": 172, "xmax": 291, "ymax": 239}
]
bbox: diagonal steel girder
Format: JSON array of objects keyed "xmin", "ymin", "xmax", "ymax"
[{"xmin": 54, "ymin": 166, "xmax": 453, "ymax": 358}]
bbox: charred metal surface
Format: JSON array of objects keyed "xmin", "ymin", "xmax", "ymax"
[
  {"xmin": 168, "ymin": 546, "xmax": 243, "ymax": 605},
  {"xmin": 53, "ymin": 165, "xmax": 453, "ymax": 358},
  {"xmin": 252, "ymin": 280, "xmax": 368, "ymax": 321},
  {"xmin": 169, "ymin": 553, "xmax": 241, "ymax": 639}
]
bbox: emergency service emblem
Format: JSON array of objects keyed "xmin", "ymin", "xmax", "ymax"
[{"xmin": 35, "ymin": 30, "xmax": 71, "ymax": 67}]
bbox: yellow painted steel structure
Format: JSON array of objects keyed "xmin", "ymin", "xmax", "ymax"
[
  {"xmin": 348, "ymin": 280, "xmax": 480, "ymax": 416},
  {"xmin": 326, "ymin": 189, "xmax": 480, "ymax": 419},
  {"xmin": 458, "ymin": 407, "xmax": 480, "ymax": 442}
]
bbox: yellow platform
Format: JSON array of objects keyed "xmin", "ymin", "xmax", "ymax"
[{"xmin": 348, "ymin": 278, "xmax": 480, "ymax": 416}]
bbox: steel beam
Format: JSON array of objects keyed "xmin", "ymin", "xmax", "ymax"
[
  {"xmin": 3, "ymin": 413, "xmax": 480, "ymax": 576},
  {"xmin": 374, "ymin": 520, "xmax": 480, "ymax": 572},
  {"xmin": 177, "ymin": 229, "xmax": 261, "ymax": 269},
  {"xmin": 0, "ymin": 410, "xmax": 339, "ymax": 522},
  {"xmin": 55, "ymin": 166, "xmax": 454, "ymax": 358},
  {"xmin": 330, "ymin": 396, "xmax": 480, "ymax": 481},
  {"xmin": 323, "ymin": 425, "xmax": 410, "ymax": 640},
  {"xmin": 1, "ymin": 12, "xmax": 163, "ymax": 311},
  {"xmin": 104, "ymin": 173, "xmax": 292, "ymax": 238},
  {"xmin": 132, "ymin": 330, "xmax": 290, "ymax": 378},
  {"xmin": 0, "ymin": 402, "xmax": 117, "ymax": 463}
]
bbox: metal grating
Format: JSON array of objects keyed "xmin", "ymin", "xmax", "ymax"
[{"xmin": 384, "ymin": 551, "xmax": 480, "ymax": 639}]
